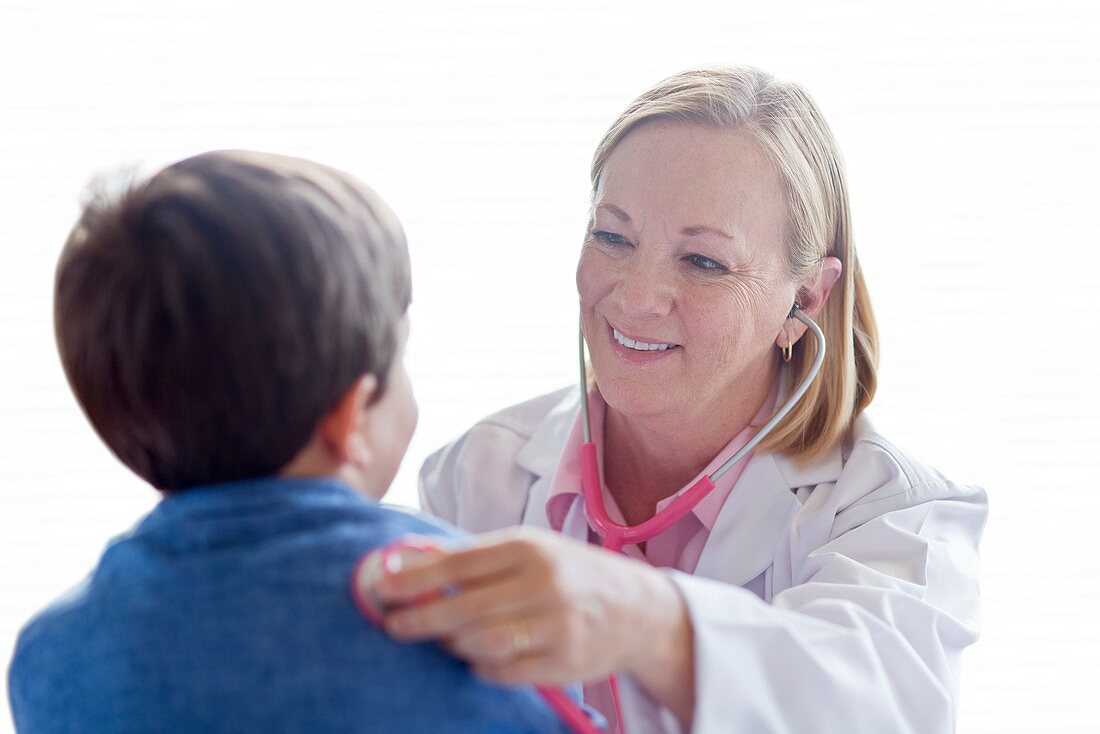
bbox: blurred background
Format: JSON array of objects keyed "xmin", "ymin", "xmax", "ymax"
[{"xmin": 2, "ymin": 1, "xmax": 1098, "ymax": 731}]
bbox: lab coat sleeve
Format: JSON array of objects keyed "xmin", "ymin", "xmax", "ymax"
[{"xmin": 668, "ymin": 444, "xmax": 988, "ymax": 733}]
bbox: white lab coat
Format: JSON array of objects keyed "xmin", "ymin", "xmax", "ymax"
[{"xmin": 419, "ymin": 387, "xmax": 988, "ymax": 734}]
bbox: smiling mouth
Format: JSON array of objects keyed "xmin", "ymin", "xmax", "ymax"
[{"xmin": 611, "ymin": 327, "xmax": 680, "ymax": 352}]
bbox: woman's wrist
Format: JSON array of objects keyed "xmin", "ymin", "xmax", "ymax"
[{"xmin": 618, "ymin": 567, "xmax": 696, "ymax": 727}]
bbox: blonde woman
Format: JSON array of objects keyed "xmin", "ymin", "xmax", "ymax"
[{"xmin": 365, "ymin": 67, "xmax": 987, "ymax": 733}]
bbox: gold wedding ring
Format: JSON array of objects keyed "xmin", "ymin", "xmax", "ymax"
[{"xmin": 510, "ymin": 617, "xmax": 531, "ymax": 654}]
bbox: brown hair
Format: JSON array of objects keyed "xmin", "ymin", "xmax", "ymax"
[
  {"xmin": 55, "ymin": 150, "xmax": 411, "ymax": 491},
  {"xmin": 590, "ymin": 67, "xmax": 879, "ymax": 462}
]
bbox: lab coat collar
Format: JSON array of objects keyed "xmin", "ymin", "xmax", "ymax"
[
  {"xmin": 515, "ymin": 389, "xmax": 579, "ymax": 531},
  {"xmin": 771, "ymin": 436, "xmax": 846, "ymax": 490},
  {"xmin": 515, "ymin": 387, "xmax": 579, "ymax": 480},
  {"xmin": 691, "ymin": 453, "xmax": 796, "ymax": 584}
]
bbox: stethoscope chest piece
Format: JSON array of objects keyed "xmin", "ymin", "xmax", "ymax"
[{"xmin": 351, "ymin": 537, "xmax": 448, "ymax": 625}]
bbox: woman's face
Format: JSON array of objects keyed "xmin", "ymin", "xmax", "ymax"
[{"xmin": 576, "ymin": 121, "xmax": 800, "ymax": 422}]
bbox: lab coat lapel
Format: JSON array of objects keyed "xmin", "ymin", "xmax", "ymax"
[
  {"xmin": 693, "ymin": 442, "xmax": 844, "ymax": 587},
  {"xmin": 692, "ymin": 451, "xmax": 801, "ymax": 587}
]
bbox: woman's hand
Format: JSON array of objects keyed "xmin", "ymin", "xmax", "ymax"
[{"xmin": 361, "ymin": 526, "xmax": 695, "ymax": 723}]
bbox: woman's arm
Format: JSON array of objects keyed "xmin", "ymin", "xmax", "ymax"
[
  {"xmin": 668, "ymin": 478, "xmax": 987, "ymax": 733},
  {"xmin": 380, "ymin": 478, "xmax": 985, "ymax": 733}
]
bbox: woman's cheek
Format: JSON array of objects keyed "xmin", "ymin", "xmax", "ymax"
[
  {"xmin": 709, "ymin": 275, "xmax": 786, "ymax": 337},
  {"xmin": 686, "ymin": 288, "xmax": 763, "ymax": 357},
  {"xmin": 575, "ymin": 249, "xmax": 610, "ymax": 307}
]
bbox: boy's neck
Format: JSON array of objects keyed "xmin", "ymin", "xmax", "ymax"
[{"xmin": 279, "ymin": 442, "xmax": 380, "ymax": 500}]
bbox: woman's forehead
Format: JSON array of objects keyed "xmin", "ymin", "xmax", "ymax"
[{"xmin": 595, "ymin": 121, "xmax": 786, "ymax": 242}]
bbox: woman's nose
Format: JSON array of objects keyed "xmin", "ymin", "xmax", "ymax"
[{"xmin": 612, "ymin": 260, "xmax": 673, "ymax": 319}]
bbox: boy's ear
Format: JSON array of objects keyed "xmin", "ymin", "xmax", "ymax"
[{"xmin": 320, "ymin": 374, "xmax": 379, "ymax": 466}]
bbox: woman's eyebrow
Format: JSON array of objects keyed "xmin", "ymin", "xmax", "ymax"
[
  {"xmin": 596, "ymin": 204, "xmax": 741, "ymax": 245},
  {"xmin": 681, "ymin": 225, "xmax": 735, "ymax": 240},
  {"xmin": 595, "ymin": 203, "xmax": 632, "ymax": 222}
]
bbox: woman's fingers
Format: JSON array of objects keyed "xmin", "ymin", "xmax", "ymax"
[
  {"xmin": 444, "ymin": 611, "xmax": 556, "ymax": 664},
  {"xmin": 369, "ymin": 530, "xmax": 547, "ymax": 605},
  {"xmin": 384, "ymin": 569, "xmax": 544, "ymax": 640},
  {"xmin": 359, "ymin": 527, "xmax": 669, "ymax": 687}
]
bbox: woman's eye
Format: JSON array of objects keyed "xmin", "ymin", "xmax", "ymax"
[
  {"xmin": 686, "ymin": 254, "xmax": 727, "ymax": 272},
  {"xmin": 592, "ymin": 230, "xmax": 630, "ymax": 247}
]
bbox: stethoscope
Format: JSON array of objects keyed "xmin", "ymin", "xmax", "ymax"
[
  {"xmin": 577, "ymin": 303, "xmax": 826, "ymax": 733},
  {"xmin": 352, "ymin": 304, "xmax": 825, "ymax": 734}
]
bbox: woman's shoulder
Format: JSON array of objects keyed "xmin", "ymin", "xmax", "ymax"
[
  {"xmin": 468, "ymin": 385, "xmax": 578, "ymax": 441},
  {"xmin": 838, "ymin": 414, "xmax": 973, "ymax": 496},
  {"xmin": 777, "ymin": 412, "xmax": 985, "ymax": 521},
  {"xmin": 843, "ymin": 415, "xmax": 951, "ymax": 491},
  {"xmin": 430, "ymin": 386, "xmax": 577, "ymax": 466},
  {"xmin": 418, "ymin": 386, "xmax": 577, "ymax": 529},
  {"xmin": 820, "ymin": 413, "xmax": 987, "ymax": 526},
  {"xmin": 771, "ymin": 413, "xmax": 987, "ymax": 559}
]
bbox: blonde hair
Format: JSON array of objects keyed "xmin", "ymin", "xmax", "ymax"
[{"xmin": 590, "ymin": 67, "xmax": 879, "ymax": 463}]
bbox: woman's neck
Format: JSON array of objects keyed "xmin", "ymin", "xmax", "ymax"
[{"xmin": 601, "ymin": 367, "xmax": 777, "ymax": 524}]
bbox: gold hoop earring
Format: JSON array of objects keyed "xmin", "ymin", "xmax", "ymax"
[{"xmin": 782, "ymin": 335, "xmax": 793, "ymax": 363}]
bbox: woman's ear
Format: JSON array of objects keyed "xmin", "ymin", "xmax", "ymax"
[
  {"xmin": 776, "ymin": 256, "xmax": 843, "ymax": 348},
  {"xmin": 320, "ymin": 374, "xmax": 379, "ymax": 467},
  {"xmin": 798, "ymin": 256, "xmax": 842, "ymax": 318}
]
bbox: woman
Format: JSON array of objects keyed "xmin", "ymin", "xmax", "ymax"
[{"xmin": 369, "ymin": 67, "xmax": 987, "ymax": 733}]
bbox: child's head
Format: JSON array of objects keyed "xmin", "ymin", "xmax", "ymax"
[{"xmin": 54, "ymin": 150, "xmax": 417, "ymax": 498}]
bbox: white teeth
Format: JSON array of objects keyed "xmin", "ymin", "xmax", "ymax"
[{"xmin": 613, "ymin": 328, "xmax": 674, "ymax": 352}]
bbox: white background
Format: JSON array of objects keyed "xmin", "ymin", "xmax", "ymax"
[{"xmin": 2, "ymin": 1, "xmax": 1098, "ymax": 731}]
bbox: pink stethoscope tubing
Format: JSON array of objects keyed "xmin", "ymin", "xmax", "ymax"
[
  {"xmin": 351, "ymin": 538, "xmax": 604, "ymax": 734},
  {"xmin": 577, "ymin": 305, "xmax": 826, "ymax": 733}
]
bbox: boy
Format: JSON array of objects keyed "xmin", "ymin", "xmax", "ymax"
[{"xmin": 7, "ymin": 151, "xmax": 569, "ymax": 733}]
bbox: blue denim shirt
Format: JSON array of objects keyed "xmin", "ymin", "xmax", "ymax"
[{"xmin": 7, "ymin": 477, "xmax": 572, "ymax": 733}]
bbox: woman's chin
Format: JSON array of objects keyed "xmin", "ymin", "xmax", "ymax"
[{"xmin": 596, "ymin": 378, "xmax": 676, "ymax": 420}]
